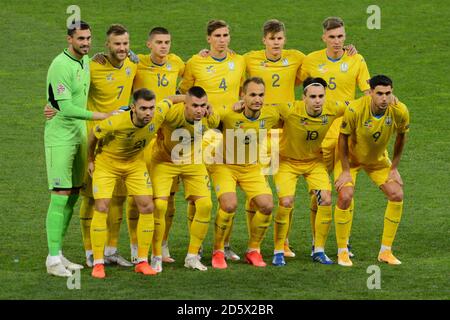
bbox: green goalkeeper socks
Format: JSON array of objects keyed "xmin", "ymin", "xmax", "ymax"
[
  {"xmin": 46, "ymin": 194, "xmax": 69, "ymax": 256},
  {"xmin": 62, "ymin": 194, "xmax": 79, "ymax": 239}
]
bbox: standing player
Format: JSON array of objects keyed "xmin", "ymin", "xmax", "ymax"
[
  {"xmin": 178, "ymin": 20, "xmax": 246, "ymax": 261},
  {"xmin": 244, "ymin": 19, "xmax": 305, "ymax": 258},
  {"xmin": 88, "ymin": 89, "xmax": 172, "ymax": 278},
  {"xmin": 211, "ymin": 77, "xmax": 283, "ymax": 269},
  {"xmin": 129, "ymin": 27, "xmax": 185, "ymax": 264},
  {"xmin": 44, "ymin": 21, "xmax": 112, "ymax": 277},
  {"xmin": 273, "ymin": 77, "xmax": 347, "ymax": 266},
  {"xmin": 300, "ymin": 17, "xmax": 371, "ymax": 258},
  {"xmin": 149, "ymin": 86, "xmax": 219, "ymax": 272},
  {"xmin": 79, "ymin": 24, "xmax": 137, "ymax": 268},
  {"xmin": 334, "ymin": 75, "xmax": 409, "ymax": 266}
]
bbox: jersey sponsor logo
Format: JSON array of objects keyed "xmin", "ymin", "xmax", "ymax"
[
  {"xmin": 206, "ymin": 65, "xmax": 215, "ymax": 73},
  {"xmin": 53, "ymin": 178, "xmax": 61, "ymax": 187},
  {"xmin": 282, "ymin": 58, "xmax": 288, "ymax": 66},
  {"xmin": 385, "ymin": 116, "xmax": 392, "ymax": 126},
  {"xmin": 228, "ymin": 61, "xmax": 235, "ymax": 70},
  {"xmin": 149, "ymin": 123, "xmax": 155, "ymax": 132},
  {"xmin": 57, "ymin": 83, "xmax": 66, "ymax": 94},
  {"xmin": 260, "ymin": 61, "xmax": 267, "ymax": 68},
  {"xmin": 95, "ymin": 125, "xmax": 101, "ymax": 133},
  {"xmin": 259, "ymin": 119, "xmax": 266, "ymax": 128},
  {"xmin": 300, "ymin": 117, "xmax": 309, "ymax": 126},
  {"xmin": 166, "ymin": 63, "xmax": 172, "ymax": 71},
  {"xmin": 321, "ymin": 115, "xmax": 329, "ymax": 125},
  {"xmin": 125, "ymin": 67, "xmax": 131, "ymax": 77},
  {"xmin": 340, "ymin": 62, "xmax": 349, "ymax": 72},
  {"xmin": 106, "ymin": 73, "xmax": 114, "ymax": 81}
]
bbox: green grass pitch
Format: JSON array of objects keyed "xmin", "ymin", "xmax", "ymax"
[{"xmin": 0, "ymin": 0, "xmax": 449, "ymax": 300}]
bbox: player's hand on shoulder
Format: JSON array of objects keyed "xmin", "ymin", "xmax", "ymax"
[
  {"xmin": 344, "ymin": 44, "xmax": 358, "ymax": 56},
  {"xmin": 44, "ymin": 104, "xmax": 57, "ymax": 120},
  {"xmin": 232, "ymin": 100, "xmax": 245, "ymax": 113},
  {"xmin": 128, "ymin": 50, "xmax": 139, "ymax": 64},
  {"xmin": 91, "ymin": 52, "xmax": 107, "ymax": 65},
  {"xmin": 205, "ymin": 103, "xmax": 213, "ymax": 117},
  {"xmin": 199, "ymin": 49, "xmax": 210, "ymax": 58},
  {"xmin": 390, "ymin": 94, "xmax": 399, "ymax": 105}
]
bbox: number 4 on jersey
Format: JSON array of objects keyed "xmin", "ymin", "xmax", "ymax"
[{"xmin": 219, "ymin": 78, "xmax": 227, "ymax": 91}]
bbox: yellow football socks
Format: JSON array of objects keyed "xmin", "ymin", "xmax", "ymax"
[
  {"xmin": 381, "ymin": 201, "xmax": 403, "ymax": 247},
  {"xmin": 188, "ymin": 197, "xmax": 212, "ymax": 255},
  {"xmin": 314, "ymin": 205, "xmax": 332, "ymax": 250},
  {"xmin": 248, "ymin": 211, "xmax": 272, "ymax": 249},
  {"xmin": 152, "ymin": 199, "xmax": 168, "ymax": 257},
  {"xmin": 90, "ymin": 210, "xmax": 108, "ymax": 262},
  {"xmin": 137, "ymin": 213, "xmax": 154, "ymax": 260},
  {"xmin": 274, "ymin": 206, "xmax": 292, "ymax": 252},
  {"xmin": 334, "ymin": 206, "xmax": 352, "ymax": 250},
  {"xmin": 214, "ymin": 208, "xmax": 235, "ymax": 251}
]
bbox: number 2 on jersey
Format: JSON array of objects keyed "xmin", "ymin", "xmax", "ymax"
[{"xmin": 272, "ymin": 74, "xmax": 280, "ymax": 87}]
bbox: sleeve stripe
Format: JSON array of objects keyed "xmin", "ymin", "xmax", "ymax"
[{"xmin": 48, "ymin": 83, "xmax": 60, "ymax": 110}]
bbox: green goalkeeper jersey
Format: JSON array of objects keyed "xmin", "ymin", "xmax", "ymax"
[{"xmin": 45, "ymin": 48, "xmax": 92, "ymax": 146}]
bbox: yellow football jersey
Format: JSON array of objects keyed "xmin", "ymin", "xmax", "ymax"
[
  {"xmin": 178, "ymin": 53, "xmax": 246, "ymax": 111},
  {"xmin": 218, "ymin": 105, "xmax": 283, "ymax": 165},
  {"xmin": 340, "ymin": 95, "xmax": 410, "ymax": 166},
  {"xmin": 133, "ymin": 53, "xmax": 185, "ymax": 101},
  {"xmin": 244, "ymin": 49, "xmax": 305, "ymax": 104},
  {"xmin": 280, "ymin": 100, "xmax": 346, "ymax": 161},
  {"xmin": 94, "ymin": 99, "xmax": 171, "ymax": 161},
  {"xmin": 152, "ymin": 102, "xmax": 220, "ymax": 164},
  {"xmin": 87, "ymin": 58, "xmax": 137, "ymax": 132},
  {"xmin": 300, "ymin": 49, "xmax": 370, "ymax": 101}
]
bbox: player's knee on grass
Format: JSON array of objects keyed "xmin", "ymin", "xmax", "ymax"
[
  {"xmin": 337, "ymin": 187, "xmax": 354, "ymax": 210},
  {"xmin": 134, "ymin": 195, "xmax": 154, "ymax": 213},
  {"xmin": 279, "ymin": 196, "xmax": 294, "ymax": 208}
]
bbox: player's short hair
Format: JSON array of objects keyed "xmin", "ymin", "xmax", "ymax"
[
  {"xmin": 187, "ymin": 86, "xmax": 207, "ymax": 99},
  {"xmin": 263, "ymin": 19, "xmax": 286, "ymax": 37},
  {"xmin": 243, "ymin": 77, "xmax": 265, "ymax": 93},
  {"xmin": 148, "ymin": 27, "xmax": 170, "ymax": 39},
  {"xmin": 106, "ymin": 24, "xmax": 128, "ymax": 37},
  {"xmin": 67, "ymin": 20, "xmax": 90, "ymax": 36},
  {"xmin": 133, "ymin": 88, "xmax": 156, "ymax": 102},
  {"xmin": 369, "ymin": 75, "xmax": 393, "ymax": 89},
  {"xmin": 303, "ymin": 77, "xmax": 328, "ymax": 94},
  {"xmin": 207, "ymin": 20, "xmax": 229, "ymax": 36},
  {"xmin": 322, "ymin": 17, "xmax": 345, "ymax": 32}
]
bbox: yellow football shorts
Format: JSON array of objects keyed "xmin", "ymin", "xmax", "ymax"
[
  {"xmin": 334, "ymin": 156, "xmax": 392, "ymax": 187},
  {"xmin": 149, "ymin": 160, "xmax": 210, "ymax": 199},
  {"xmin": 210, "ymin": 164, "xmax": 272, "ymax": 201},
  {"xmin": 92, "ymin": 154, "xmax": 152, "ymax": 199},
  {"xmin": 274, "ymin": 158, "xmax": 331, "ymax": 198}
]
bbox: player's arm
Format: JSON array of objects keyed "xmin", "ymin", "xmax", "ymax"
[
  {"xmin": 87, "ymin": 128, "xmax": 99, "ymax": 177},
  {"xmin": 164, "ymin": 94, "xmax": 186, "ymax": 105},
  {"xmin": 44, "ymin": 102, "xmax": 114, "ymax": 121},
  {"xmin": 388, "ymin": 132, "xmax": 406, "ymax": 186},
  {"xmin": 205, "ymin": 104, "xmax": 220, "ymax": 128},
  {"xmin": 335, "ymin": 132, "xmax": 352, "ymax": 191},
  {"xmin": 178, "ymin": 60, "xmax": 194, "ymax": 94}
]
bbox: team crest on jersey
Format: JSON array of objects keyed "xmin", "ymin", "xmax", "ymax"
[
  {"xmin": 385, "ymin": 116, "xmax": 392, "ymax": 126},
  {"xmin": 166, "ymin": 63, "xmax": 172, "ymax": 71},
  {"xmin": 282, "ymin": 58, "xmax": 289, "ymax": 66},
  {"xmin": 206, "ymin": 65, "xmax": 215, "ymax": 73},
  {"xmin": 106, "ymin": 73, "xmax": 114, "ymax": 81},
  {"xmin": 340, "ymin": 62, "xmax": 349, "ymax": 73},
  {"xmin": 321, "ymin": 115, "xmax": 329, "ymax": 125},
  {"xmin": 125, "ymin": 67, "xmax": 131, "ymax": 77},
  {"xmin": 57, "ymin": 83, "xmax": 66, "ymax": 95},
  {"xmin": 259, "ymin": 119, "xmax": 266, "ymax": 128},
  {"xmin": 228, "ymin": 61, "xmax": 235, "ymax": 70},
  {"xmin": 364, "ymin": 119, "xmax": 373, "ymax": 128},
  {"xmin": 318, "ymin": 63, "xmax": 328, "ymax": 74}
]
